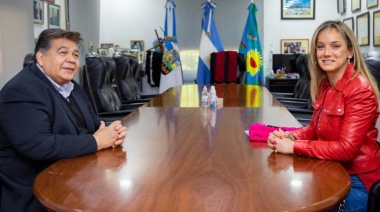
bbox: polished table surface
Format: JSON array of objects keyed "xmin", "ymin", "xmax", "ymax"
[{"xmin": 34, "ymin": 84, "xmax": 351, "ymax": 212}]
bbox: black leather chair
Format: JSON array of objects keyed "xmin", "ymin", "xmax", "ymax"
[
  {"xmin": 85, "ymin": 53, "xmax": 139, "ymax": 122},
  {"xmin": 126, "ymin": 54, "xmax": 157, "ymax": 99},
  {"xmin": 271, "ymin": 54, "xmax": 313, "ymax": 126},
  {"xmin": 23, "ymin": 53, "xmax": 34, "ymax": 67},
  {"xmin": 113, "ymin": 53, "xmax": 156, "ymax": 103},
  {"xmin": 365, "ymin": 55, "xmax": 380, "ymax": 89},
  {"xmin": 272, "ymin": 54, "xmax": 311, "ymax": 103},
  {"xmin": 368, "ymin": 179, "xmax": 380, "ymax": 212}
]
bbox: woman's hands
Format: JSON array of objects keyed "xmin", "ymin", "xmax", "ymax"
[
  {"xmin": 267, "ymin": 128, "xmax": 295, "ymax": 154},
  {"xmin": 94, "ymin": 121, "xmax": 127, "ymax": 150}
]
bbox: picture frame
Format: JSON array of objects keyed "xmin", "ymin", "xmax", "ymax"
[
  {"xmin": 281, "ymin": 0, "xmax": 315, "ymax": 20},
  {"xmin": 356, "ymin": 12, "xmax": 370, "ymax": 46},
  {"xmin": 100, "ymin": 43, "xmax": 114, "ymax": 49},
  {"xmin": 373, "ymin": 10, "xmax": 380, "ymax": 46},
  {"xmin": 115, "ymin": 48, "xmax": 130, "ymax": 55},
  {"xmin": 280, "ymin": 39, "xmax": 309, "ymax": 54},
  {"xmin": 97, "ymin": 48, "xmax": 109, "ymax": 57},
  {"xmin": 48, "ymin": 3, "xmax": 60, "ymax": 29},
  {"xmin": 337, "ymin": 0, "xmax": 346, "ymax": 14},
  {"xmin": 33, "ymin": 0, "xmax": 44, "ymax": 25},
  {"xmin": 130, "ymin": 49, "xmax": 144, "ymax": 64},
  {"xmin": 352, "ymin": 0, "xmax": 361, "ymax": 12},
  {"xmin": 343, "ymin": 17, "xmax": 354, "ymax": 32},
  {"xmin": 46, "ymin": 0, "xmax": 55, "ymax": 3},
  {"xmin": 367, "ymin": 0, "xmax": 379, "ymax": 9},
  {"xmin": 64, "ymin": 0, "xmax": 70, "ymax": 30},
  {"xmin": 130, "ymin": 40, "xmax": 144, "ymax": 51}
]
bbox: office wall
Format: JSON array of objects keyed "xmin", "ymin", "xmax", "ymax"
[
  {"xmin": 69, "ymin": 0, "xmax": 101, "ymax": 84},
  {"xmin": 263, "ymin": 0, "xmax": 340, "ymax": 72},
  {"xmin": 0, "ymin": 0, "xmax": 34, "ymax": 89},
  {"xmin": 99, "ymin": 0, "xmax": 340, "ymax": 81},
  {"xmin": 339, "ymin": 0, "xmax": 380, "ymax": 54},
  {"xmin": 98, "ymin": 0, "xmax": 263, "ymax": 51},
  {"xmin": 0, "ymin": 0, "xmax": 100, "ymax": 89}
]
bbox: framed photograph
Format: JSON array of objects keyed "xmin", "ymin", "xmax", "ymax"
[
  {"xmin": 280, "ymin": 39, "xmax": 309, "ymax": 54},
  {"xmin": 356, "ymin": 12, "xmax": 370, "ymax": 46},
  {"xmin": 352, "ymin": 0, "xmax": 361, "ymax": 11},
  {"xmin": 281, "ymin": 0, "xmax": 315, "ymax": 20},
  {"xmin": 100, "ymin": 43, "xmax": 114, "ymax": 49},
  {"xmin": 367, "ymin": 0, "xmax": 379, "ymax": 9},
  {"xmin": 130, "ymin": 40, "xmax": 144, "ymax": 51},
  {"xmin": 115, "ymin": 48, "xmax": 130, "ymax": 54},
  {"xmin": 33, "ymin": 0, "xmax": 44, "ymax": 25},
  {"xmin": 337, "ymin": 0, "xmax": 346, "ymax": 14},
  {"xmin": 343, "ymin": 17, "xmax": 354, "ymax": 32},
  {"xmin": 373, "ymin": 10, "xmax": 380, "ymax": 46},
  {"xmin": 97, "ymin": 48, "xmax": 109, "ymax": 56},
  {"xmin": 48, "ymin": 3, "xmax": 60, "ymax": 29}
]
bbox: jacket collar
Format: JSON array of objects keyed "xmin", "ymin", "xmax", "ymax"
[{"xmin": 320, "ymin": 62, "xmax": 356, "ymax": 92}]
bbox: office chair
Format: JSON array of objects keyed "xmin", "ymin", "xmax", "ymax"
[
  {"xmin": 85, "ymin": 53, "xmax": 139, "ymax": 122},
  {"xmin": 209, "ymin": 51, "xmax": 246, "ymax": 84},
  {"xmin": 271, "ymin": 54, "xmax": 313, "ymax": 126},
  {"xmin": 368, "ymin": 179, "xmax": 380, "ymax": 212},
  {"xmin": 365, "ymin": 55, "xmax": 380, "ymax": 89},
  {"xmin": 272, "ymin": 54, "xmax": 311, "ymax": 102},
  {"xmin": 113, "ymin": 53, "xmax": 156, "ymax": 104},
  {"xmin": 23, "ymin": 53, "xmax": 34, "ymax": 68},
  {"xmin": 194, "ymin": 51, "xmax": 246, "ymax": 84}
]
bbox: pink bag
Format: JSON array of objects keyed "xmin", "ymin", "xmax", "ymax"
[{"xmin": 249, "ymin": 123, "xmax": 299, "ymax": 141}]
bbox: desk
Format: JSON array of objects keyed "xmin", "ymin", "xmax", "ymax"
[
  {"xmin": 34, "ymin": 85, "xmax": 350, "ymax": 212},
  {"xmin": 145, "ymin": 84, "xmax": 283, "ymax": 108},
  {"xmin": 265, "ymin": 77, "xmax": 298, "ymax": 93}
]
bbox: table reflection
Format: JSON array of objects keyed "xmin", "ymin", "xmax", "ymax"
[{"xmin": 145, "ymin": 84, "xmax": 282, "ymax": 108}]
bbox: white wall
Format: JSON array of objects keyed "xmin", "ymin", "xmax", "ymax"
[
  {"xmin": 263, "ymin": 0, "xmax": 340, "ymax": 72},
  {"xmin": 0, "ymin": 0, "xmax": 34, "ymax": 88},
  {"xmin": 339, "ymin": 0, "xmax": 380, "ymax": 54},
  {"xmin": 34, "ymin": 0, "xmax": 68, "ymax": 38}
]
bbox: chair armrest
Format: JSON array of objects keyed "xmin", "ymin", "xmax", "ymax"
[
  {"xmin": 271, "ymin": 92, "xmax": 294, "ymax": 98},
  {"xmin": 280, "ymin": 100, "xmax": 310, "ymax": 109},
  {"xmin": 276, "ymin": 97, "xmax": 309, "ymax": 102}
]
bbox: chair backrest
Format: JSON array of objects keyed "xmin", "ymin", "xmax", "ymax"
[
  {"xmin": 210, "ymin": 51, "xmax": 241, "ymax": 84},
  {"xmin": 368, "ymin": 179, "xmax": 380, "ymax": 212},
  {"xmin": 125, "ymin": 55, "xmax": 142, "ymax": 99},
  {"xmin": 293, "ymin": 54, "xmax": 310, "ymax": 100},
  {"xmin": 365, "ymin": 55, "xmax": 380, "ymax": 89},
  {"xmin": 85, "ymin": 53, "xmax": 121, "ymax": 114},
  {"xmin": 113, "ymin": 54, "xmax": 137, "ymax": 101},
  {"xmin": 23, "ymin": 53, "xmax": 34, "ymax": 68}
]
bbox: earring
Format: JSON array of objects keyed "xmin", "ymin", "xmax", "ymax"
[{"xmin": 347, "ymin": 58, "xmax": 351, "ymax": 64}]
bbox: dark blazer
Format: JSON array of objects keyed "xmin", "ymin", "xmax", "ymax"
[{"xmin": 0, "ymin": 63, "xmax": 101, "ymax": 212}]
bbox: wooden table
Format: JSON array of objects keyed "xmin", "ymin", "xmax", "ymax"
[
  {"xmin": 145, "ymin": 84, "xmax": 283, "ymax": 108},
  {"xmin": 34, "ymin": 85, "xmax": 351, "ymax": 212}
]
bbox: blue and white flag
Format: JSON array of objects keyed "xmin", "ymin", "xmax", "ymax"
[
  {"xmin": 159, "ymin": 0, "xmax": 183, "ymax": 93},
  {"xmin": 196, "ymin": 1, "xmax": 224, "ymax": 84}
]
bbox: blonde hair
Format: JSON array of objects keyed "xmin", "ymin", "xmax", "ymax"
[{"xmin": 308, "ymin": 20, "xmax": 379, "ymax": 102}]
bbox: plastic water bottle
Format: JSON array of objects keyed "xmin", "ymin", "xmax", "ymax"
[
  {"xmin": 201, "ymin": 86, "xmax": 208, "ymax": 107},
  {"xmin": 209, "ymin": 86, "xmax": 217, "ymax": 108}
]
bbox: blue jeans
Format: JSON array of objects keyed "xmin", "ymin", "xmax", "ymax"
[{"xmin": 330, "ymin": 175, "xmax": 368, "ymax": 212}]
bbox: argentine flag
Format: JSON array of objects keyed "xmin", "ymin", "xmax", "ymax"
[
  {"xmin": 196, "ymin": 1, "xmax": 224, "ymax": 85},
  {"xmin": 159, "ymin": 0, "xmax": 184, "ymax": 93}
]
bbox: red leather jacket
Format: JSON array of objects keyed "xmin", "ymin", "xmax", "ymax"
[{"xmin": 291, "ymin": 63, "xmax": 380, "ymax": 175}]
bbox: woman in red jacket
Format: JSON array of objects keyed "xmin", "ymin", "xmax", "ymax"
[{"xmin": 268, "ymin": 20, "xmax": 380, "ymax": 211}]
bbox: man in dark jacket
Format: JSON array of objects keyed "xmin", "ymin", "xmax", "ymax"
[{"xmin": 0, "ymin": 29, "xmax": 127, "ymax": 211}]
